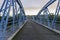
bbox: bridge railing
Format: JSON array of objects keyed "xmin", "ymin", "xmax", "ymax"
[
  {"xmin": 33, "ymin": 0, "xmax": 60, "ymax": 31},
  {"xmin": 0, "ymin": 0, "xmax": 26, "ymax": 40}
]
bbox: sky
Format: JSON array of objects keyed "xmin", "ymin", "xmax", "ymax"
[
  {"xmin": 21, "ymin": 0, "xmax": 58, "ymax": 15},
  {"xmin": 0, "ymin": 0, "xmax": 58, "ymax": 15}
]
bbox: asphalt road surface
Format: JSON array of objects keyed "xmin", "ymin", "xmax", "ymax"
[{"xmin": 12, "ymin": 20, "xmax": 60, "ymax": 40}]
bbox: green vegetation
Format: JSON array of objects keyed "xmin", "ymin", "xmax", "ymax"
[
  {"xmin": 0, "ymin": 16, "xmax": 13, "ymax": 26},
  {"xmin": 49, "ymin": 13, "xmax": 54, "ymax": 20},
  {"xmin": 0, "ymin": 16, "xmax": 2, "ymax": 21},
  {"xmin": 0, "ymin": 14, "xmax": 60, "ymax": 26},
  {"xmin": 48, "ymin": 13, "xmax": 60, "ymax": 24}
]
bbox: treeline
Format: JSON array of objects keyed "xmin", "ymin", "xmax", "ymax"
[
  {"xmin": 0, "ymin": 14, "xmax": 60, "ymax": 26},
  {"xmin": 49, "ymin": 13, "xmax": 60, "ymax": 21},
  {"xmin": 0, "ymin": 15, "xmax": 19, "ymax": 26}
]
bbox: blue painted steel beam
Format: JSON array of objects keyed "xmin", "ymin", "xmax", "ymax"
[
  {"xmin": 0, "ymin": 0, "xmax": 6, "ymax": 12},
  {"xmin": 16, "ymin": 0, "xmax": 26, "ymax": 21},
  {"xmin": 37, "ymin": 0, "xmax": 56, "ymax": 16},
  {"xmin": 0, "ymin": 0, "xmax": 26, "ymax": 40},
  {"xmin": 16, "ymin": 0, "xmax": 25, "ymax": 15},
  {"xmin": 52, "ymin": 0, "xmax": 60, "ymax": 28},
  {"xmin": 35, "ymin": 0, "xmax": 60, "ymax": 29}
]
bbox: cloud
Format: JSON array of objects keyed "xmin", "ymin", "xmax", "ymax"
[
  {"xmin": 0, "ymin": 0, "xmax": 58, "ymax": 14},
  {"xmin": 21, "ymin": 0, "xmax": 49, "ymax": 8},
  {"xmin": 21, "ymin": 0, "xmax": 58, "ymax": 13}
]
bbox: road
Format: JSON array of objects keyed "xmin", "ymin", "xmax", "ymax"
[{"xmin": 12, "ymin": 20, "xmax": 60, "ymax": 40}]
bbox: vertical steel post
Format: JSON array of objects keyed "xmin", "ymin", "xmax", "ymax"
[{"xmin": 52, "ymin": 0, "xmax": 60, "ymax": 29}]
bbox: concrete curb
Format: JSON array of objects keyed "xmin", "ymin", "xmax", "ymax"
[
  {"xmin": 8, "ymin": 20, "xmax": 27, "ymax": 40},
  {"xmin": 32, "ymin": 20, "xmax": 60, "ymax": 34}
]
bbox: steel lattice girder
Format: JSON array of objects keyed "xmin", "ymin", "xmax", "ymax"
[
  {"xmin": 37, "ymin": 0, "xmax": 56, "ymax": 16},
  {"xmin": 0, "ymin": 0, "xmax": 25, "ymax": 40}
]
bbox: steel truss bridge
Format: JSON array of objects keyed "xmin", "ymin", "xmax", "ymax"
[{"xmin": 0, "ymin": 0, "xmax": 60, "ymax": 40}]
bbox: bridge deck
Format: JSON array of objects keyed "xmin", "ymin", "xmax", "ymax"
[{"xmin": 12, "ymin": 20, "xmax": 60, "ymax": 40}]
